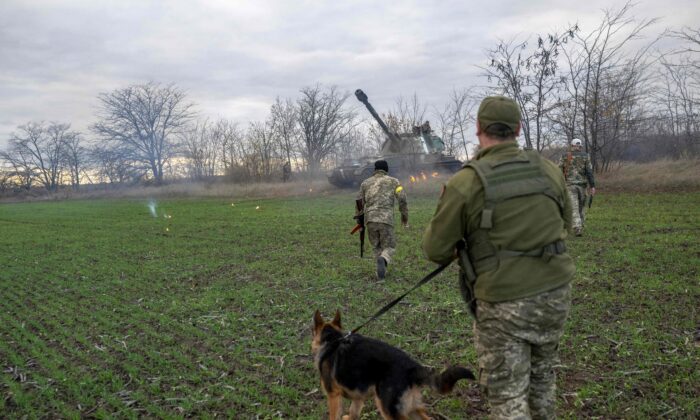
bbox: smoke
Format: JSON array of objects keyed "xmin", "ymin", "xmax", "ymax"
[{"xmin": 147, "ymin": 200, "xmax": 158, "ymax": 217}]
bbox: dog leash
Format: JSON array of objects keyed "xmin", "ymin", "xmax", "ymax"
[{"xmin": 345, "ymin": 262, "xmax": 451, "ymax": 338}]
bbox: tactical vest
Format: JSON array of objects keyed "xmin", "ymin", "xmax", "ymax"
[
  {"xmin": 465, "ymin": 150, "xmax": 566, "ymax": 274},
  {"xmin": 563, "ymin": 151, "xmax": 591, "ymax": 186}
]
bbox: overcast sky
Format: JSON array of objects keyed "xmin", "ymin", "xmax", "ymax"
[{"xmin": 1, "ymin": 0, "xmax": 697, "ymax": 148}]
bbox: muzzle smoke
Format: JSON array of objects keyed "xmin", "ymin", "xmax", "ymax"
[{"xmin": 148, "ymin": 200, "xmax": 158, "ymax": 217}]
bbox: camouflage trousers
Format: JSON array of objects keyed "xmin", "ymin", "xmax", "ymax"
[
  {"xmin": 566, "ymin": 185, "xmax": 587, "ymax": 230},
  {"xmin": 473, "ymin": 283, "xmax": 572, "ymax": 420},
  {"xmin": 366, "ymin": 222, "xmax": 396, "ymax": 264}
]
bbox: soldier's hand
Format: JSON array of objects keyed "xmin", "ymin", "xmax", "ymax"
[{"xmin": 590, "ymin": 187, "xmax": 596, "ymax": 196}]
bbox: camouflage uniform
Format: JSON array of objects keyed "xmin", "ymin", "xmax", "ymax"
[
  {"xmin": 474, "ymin": 284, "xmax": 571, "ymax": 419},
  {"xmin": 423, "ymin": 96, "xmax": 575, "ymax": 419},
  {"xmin": 358, "ymin": 170, "xmax": 408, "ymax": 266},
  {"xmin": 559, "ymin": 150, "xmax": 595, "ymax": 233}
]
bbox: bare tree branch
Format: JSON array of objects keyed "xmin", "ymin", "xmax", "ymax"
[{"xmin": 91, "ymin": 82, "xmax": 195, "ymax": 184}]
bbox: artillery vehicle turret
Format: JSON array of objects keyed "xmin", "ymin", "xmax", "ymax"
[{"xmin": 327, "ymin": 89, "xmax": 463, "ymax": 187}]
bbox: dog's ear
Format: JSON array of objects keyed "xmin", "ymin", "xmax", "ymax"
[
  {"xmin": 331, "ymin": 309, "xmax": 342, "ymax": 329},
  {"xmin": 313, "ymin": 310, "xmax": 324, "ymax": 330}
]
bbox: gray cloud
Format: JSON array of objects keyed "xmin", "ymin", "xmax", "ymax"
[{"xmin": 1, "ymin": 0, "xmax": 697, "ymax": 146}]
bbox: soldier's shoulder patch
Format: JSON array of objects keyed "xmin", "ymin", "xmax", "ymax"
[{"xmin": 395, "ymin": 185, "xmax": 404, "ymax": 194}]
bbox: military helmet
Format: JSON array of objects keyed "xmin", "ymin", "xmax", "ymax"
[{"xmin": 572, "ymin": 138, "xmax": 582, "ymax": 146}]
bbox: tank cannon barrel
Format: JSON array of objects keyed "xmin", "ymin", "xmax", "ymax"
[{"xmin": 355, "ymin": 89, "xmax": 400, "ymax": 142}]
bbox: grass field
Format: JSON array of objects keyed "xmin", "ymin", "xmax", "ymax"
[{"xmin": 0, "ymin": 184, "xmax": 698, "ymax": 418}]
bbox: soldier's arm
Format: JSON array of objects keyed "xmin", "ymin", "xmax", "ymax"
[
  {"xmin": 558, "ymin": 171, "xmax": 574, "ymax": 233},
  {"xmin": 585, "ymin": 157, "xmax": 595, "ymax": 188},
  {"xmin": 563, "ymin": 186, "xmax": 573, "ymax": 233},
  {"xmin": 395, "ymin": 182, "xmax": 408, "ymax": 224},
  {"xmin": 356, "ymin": 183, "xmax": 366, "ymax": 215},
  {"xmin": 546, "ymin": 160, "xmax": 573, "ymax": 233},
  {"xmin": 422, "ymin": 181, "xmax": 467, "ymax": 265},
  {"xmin": 558, "ymin": 155, "xmax": 566, "ymax": 172}
]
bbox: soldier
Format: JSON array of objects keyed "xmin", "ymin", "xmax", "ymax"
[
  {"xmin": 559, "ymin": 138, "xmax": 596, "ymax": 236},
  {"xmin": 422, "ymin": 96, "xmax": 575, "ymax": 419},
  {"xmin": 358, "ymin": 160, "xmax": 408, "ymax": 280},
  {"xmin": 282, "ymin": 161, "xmax": 291, "ymax": 183}
]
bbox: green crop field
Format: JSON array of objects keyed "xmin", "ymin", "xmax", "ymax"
[{"xmin": 0, "ymin": 187, "xmax": 698, "ymax": 419}]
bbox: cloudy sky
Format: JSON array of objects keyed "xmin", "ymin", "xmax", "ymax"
[{"xmin": 0, "ymin": 0, "xmax": 697, "ymax": 147}]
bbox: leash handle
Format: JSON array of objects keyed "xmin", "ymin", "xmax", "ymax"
[{"xmin": 350, "ymin": 263, "xmax": 451, "ymax": 335}]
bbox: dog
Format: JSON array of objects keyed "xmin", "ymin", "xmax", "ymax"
[{"xmin": 312, "ymin": 310, "xmax": 474, "ymax": 420}]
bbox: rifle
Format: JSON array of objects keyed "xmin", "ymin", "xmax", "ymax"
[
  {"xmin": 588, "ymin": 194, "xmax": 594, "ymax": 209},
  {"xmin": 456, "ymin": 240, "xmax": 478, "ymax": 317},
  {"xmin": 350, "ymin": 199, "xmax": 365, "ymax": 258}
]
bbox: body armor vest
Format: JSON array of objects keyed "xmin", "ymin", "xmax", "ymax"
[{"xmin": 465, "ymin": 150, "xmax": 566, "ymax": 274}]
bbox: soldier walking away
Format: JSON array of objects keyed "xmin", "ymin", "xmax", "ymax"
[
  {"xmin": 357, "ymin": 160, "xmax": 408, "ymax": 280},
  {"xmin": 422, "ymin": 96, "xmax": 575, "ymax": 419},
  {"xmin": 282, "ymin": 161, "xmax": 291, "ymax": 183},
  {"xmin": 559, "ymin": 138, "xmax": 595, "ymax": 236}
]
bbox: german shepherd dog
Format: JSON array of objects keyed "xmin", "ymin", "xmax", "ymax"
[{"xmin": 312, "ymin": 310, "xmax": 474, "ymax": 419}]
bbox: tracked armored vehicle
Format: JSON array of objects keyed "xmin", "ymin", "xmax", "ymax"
[{"xmin": 328, "ymin": 89, "xmax": 463, "ymax": 187}]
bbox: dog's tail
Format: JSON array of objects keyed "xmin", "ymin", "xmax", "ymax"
[{"xmin": 422, "ymin": 366, "xmax": 475, "ymax": 394}]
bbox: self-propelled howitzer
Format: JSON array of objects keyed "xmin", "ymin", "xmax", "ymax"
[{"xmin": 327, "ymin": 89, "xmax": 463, "ymax": 187}]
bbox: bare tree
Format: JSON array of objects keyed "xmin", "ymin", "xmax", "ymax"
[
  {"xmin": 670, "ymin": 26, "xmax": 700, "ymax": 60},
  {"xmin": 0, "ymin": 166, "xmax": 13, "ymax": 193},
  {"xmin": 483, "ymin": 26, "xmax": 578, "ymax": 151},
  {"xmin": 434, "ymin": 103, "xmax": 458, "ymax": 157},
  {"xmin": 437, "ymin": 88, "xmax": 479, "ymax": 159},
  {"xmin": 297, "ymin": 85, "xmax": 356, "ymax": 174},
  {"xmin": 181, "ymin": 119, "xmax": 222, "ymax": 180},
  {"xmin": 389, "ymin": 93, "xmax": 428, "ymax": 133},
  {"xmin": 571, "ymin": 2, "xmax": 658, "ymax": 170},
  {"xmin": 595, "ymin": 64, "xmax": 652, "ymax": 171},
  {"xmin": 0, "ymin": 147, "xmax": 34, "ymax": 190},
  {"xmin": 91, "ymin": 82, "xmax": 195, "ymax": 184},
  {"xmin": 550, "ymin": 39, "xmax": 587, "ymax": 143},
  {"xmin": 210, "ymin": 119, "xmax": 244, "ymax": 174},
  {"xmin": 269, "ymin": 97, "xmax": 299, "ymax": 169},
  {"xmin": 328, "ymin": 125, "xmax": 375, "ymax": 166},
  {"xmin": 89, "ymin": 144, "xmax": 143, "ymax": 185},
  {"xmin": 5, "ymin": 121, "xmax": 73, "ymax": 191},
  {"xmin": 246, "ymin": 120, "xmax": 277, "ymax": 180},
  {"xmin": 61, "ymin": 131, "xmax": 87, "ymax": 189},
  {"xmin": 652, "ymin": 56, "xmax": 699, "ymax": 157}
]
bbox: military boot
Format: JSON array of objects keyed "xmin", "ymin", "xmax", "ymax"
[
  {"xmin": 574, "ymin": 227, "xmax": 583, "ymax": 237},
  {"xmin": 376, "ymin": 256, "xmax": 387, "ymax": 280}
]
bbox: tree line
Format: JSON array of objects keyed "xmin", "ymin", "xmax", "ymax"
[
  {"xmin": 482, "ymin": 2, "xmax": 698, "ymax": 170},
  {"xmin": 1, "ymin": 2, "xmax": 697, "ymax": 194},
  {"xmin": 1, "ymin": 84, "xmax": 368, "ymax": 192}
]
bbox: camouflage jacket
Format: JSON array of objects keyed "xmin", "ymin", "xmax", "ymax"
[
  {"xmin": 559, "ymin": 150, "xmax": 595, "ymax": 187},
  {"xmin": 358, "ymin": 171, "xmax": 408, "ymax": 226}
]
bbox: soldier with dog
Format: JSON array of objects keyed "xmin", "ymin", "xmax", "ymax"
[{"xmin": 422, "ymin": 96, "xmax": 576, "ymax": 419}]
